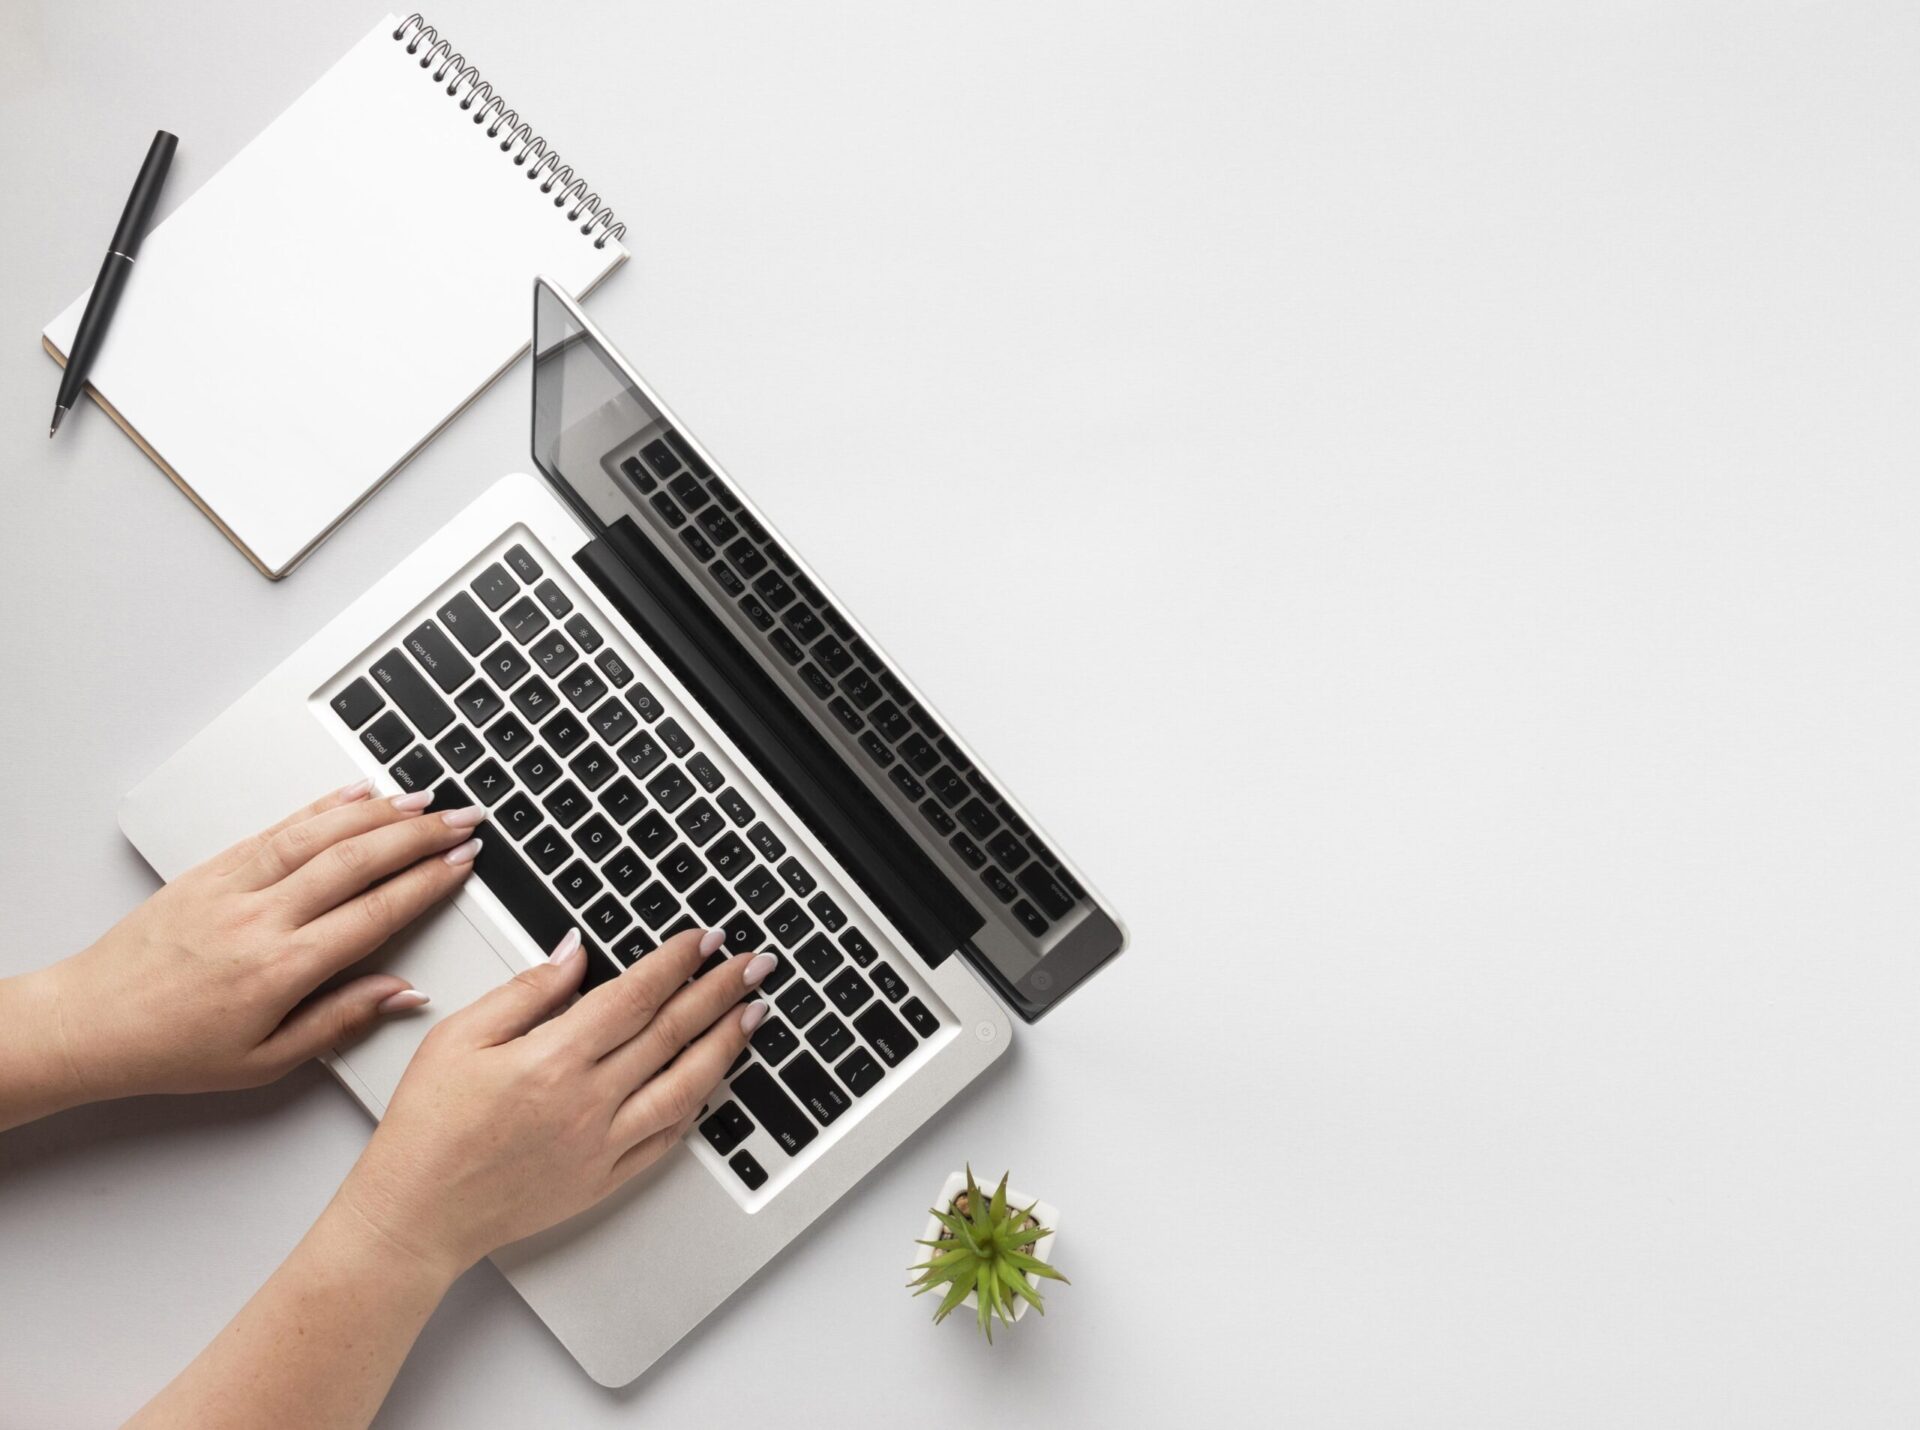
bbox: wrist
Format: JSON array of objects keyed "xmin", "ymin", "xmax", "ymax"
[
  {"xmin": 329, "ymin": 1168, "xmax": 476, "ymax": 1288},
  {"xmin": 0, "ymin": 964, "xmax": 99, "ymax": 1131}
]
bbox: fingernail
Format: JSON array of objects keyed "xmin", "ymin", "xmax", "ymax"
[
  {"xmin": 392, "ymin": 790, "xmax": 434, "ymax": 812},
  {"xmin": 442, "ymin": 837, "xmax": 482, "ymax": 866},
  {"xmin": 698, "ymin": 928, "xmax": 726, "ymax": 955},
  {"xmin": 377, "ymin": 989, "xmax": 430, "ymax": 1014},
  {"xmin": 740, "ymin": 1001, "xmax": 768, "ymax": 1033},
  {"xmin": 549, "ymin": 928, "xmax": 583, "ymax": 965},
  {"xmin": 441, "ymin": 804, "xmax": 486, "ymax": 829},
  {"xmin": 337, "ymin": 778, "xmax": 373, "ymax": 801},
  {"xmin": 742, "ymin": 952, "xmax": 777, "ymax": 988}
]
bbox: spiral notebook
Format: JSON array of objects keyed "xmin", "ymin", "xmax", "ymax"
[{"xmin": 42, "ymin": 14, "xmax": 629, "ymax": 579}]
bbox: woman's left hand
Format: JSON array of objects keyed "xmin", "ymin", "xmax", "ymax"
[{"xmin": 0, "ymin": 781, "xmax": 484, "ymax": 1127}]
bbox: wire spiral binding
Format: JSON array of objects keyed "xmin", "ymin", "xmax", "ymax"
[{"xmin": 392, "ymin": 14, "xmax": 626, "ymax": 249}]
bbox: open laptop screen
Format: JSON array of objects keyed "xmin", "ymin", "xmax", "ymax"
[{"xmin": 529, "ymin": 280, "xmax": 1123, "ymax": 1020}]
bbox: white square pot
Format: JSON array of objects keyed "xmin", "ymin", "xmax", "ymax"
[{"xmin": 916, "ymin": 1170, "xmax": 1062, "ymax": 1325}]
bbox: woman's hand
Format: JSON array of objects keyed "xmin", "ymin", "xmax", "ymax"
[
  {"xmin": 0, "ymin": 781, "xmax": 484, "ymax": 1129},
  {"xmin": 335, "ymin": 925, "xmax": 775, "ymax": 1276}
]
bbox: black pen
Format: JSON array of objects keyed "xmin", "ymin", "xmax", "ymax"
[{"xmin": 49, "ymin": 130, "xmax": 178, "ymax": 439}]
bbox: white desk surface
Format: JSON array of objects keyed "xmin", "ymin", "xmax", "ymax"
[{"xmin": 3, "ymin": 3, "xmax": 1916, "ymax": 1425}]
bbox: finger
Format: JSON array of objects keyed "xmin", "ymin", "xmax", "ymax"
[
  {"xmin": 249, "ymin": 972, "xmax": 428, "ymax": 1080},
  {"xmin": 609, "ymin": 997, "xmax": 764, "ymax": 1150},
  {"xmin": 605, "ymin": 1106, "xmax": 703, "ymax": 1189},
  {"xmin": 554, "ymin": 927, "xmax": 718, "ymax": 1060},
  {"xmin": 234, "ymin": 788, "xmax": 445, "ymax": 891},
  {"xmin": 598, "ymin": 950, "xmax": 778, "ymax": 1091},
  {"xmin": 203, "ymin": 779, "xmax": 375, "ymax": 878},
  {"xmin": 287, "ymin": 835, "xmax": 484, "ymax": 982},
  {"xmin": 447, "ymin": 929, "xmax": 589, "ymax": 1046},
  {"xmin": 276, "ymin": 802, "xmax": 487, "ymax": 922}
]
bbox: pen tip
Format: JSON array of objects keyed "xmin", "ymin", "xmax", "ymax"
[{"xmin": 48, "ymin": 405, "xmax": 67, "ymax": 438}]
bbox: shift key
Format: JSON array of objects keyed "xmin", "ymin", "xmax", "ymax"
[
  {"xmin": 370, "ymin": 648, "xmax": 453, "ymax": 736},
  {"xmin": 730, "ymin": 1065, "xmax": 817, "ymax": 1155}
]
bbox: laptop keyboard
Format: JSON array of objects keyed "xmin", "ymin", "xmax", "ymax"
[
  {"xmin": 617, "ymin": 431, "xmax": 1087, "ymax": 943},
  {"xmin": 322, "ymin": 532, "xmax": 951, "ymax": 1200}
]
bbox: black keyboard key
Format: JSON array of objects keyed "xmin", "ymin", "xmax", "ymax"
[
  {"xmin": 738, "ymin": 865, "xmax": 783, "ymax": 914},
  {"xmin": 435, "ymin": 724, "xmax": 484, "ymax": 772},
  {"xmin": 857, "ymin": 731, "xmax": 895, "ymax": 768},
  {"xmin": 656, "ymin": 718, "xmax": 694, "ymax": 758},
  {"xmin": 504, "ymin": 543, "xmax": 543, "ymax": 583},
  {"xmin": 405, "ymin": 621, "xmax": 474, "ymax": 693},
  {"xmin": 780, "ymin": 604, "xmax": 823, "ymax": 645},
  {"xmin": 642, "ymin": 437, "xmax": 681, "ymax": 477},
  {"xmin": 574, "ymin": 814, "xmax": 620, "ymax": 863},
  {"xmin": 480, "ymin": 644, "xmax": 531, "ymax": 691},
  {"xmin": 568, "ymin": 743, "xmax": 616, "ymax": 790},
  {"xmin": 564, "ymin": 613, "xmax": 603, "ymax": 653},
  {"xmin": 600, "ymin": 775, "xmax": 645, "ymax": 825},
  {"xmin": 555, "ymin": 860, "xmax": 603, "ymax": 908},
  {"xmin": 707, "ymin": 831, "xmax": 752, "ymax": 879},
  {"xmin": 806, "ymin": 894, "xmax": 845, "ymax": 934},
  {"xmin": 793, "ymin": 572, "xmax": 825, "ymax": 607},
  {"xmin": 901, "ymin": 734, "xmax": 941, "ymax": 775},
  {"xmin": 982, "ymin": 867, "xmax": 1018, "ymax": 904},
  {"xmin": 559, "ymin": 666, "xmax": 608, "ymax": 711},
  {"xmin": 872, "ymin": 703, "xmax": 911, "ymax": 741},
  {"xmin": 470, "ymin": 563, "xmax": 519, "ymax": 611},
  {"xmin": 584, "ymin": 892, "xmax": 632, "ymax": 940},
  {"xmin": 738, "ymin": 512, "xmax": 769, "ymax": 543},
  {"xmin": 870, "ymin": 961, "xmax": 907, "ymax": 1002},
  {"xmin": 466, "ymin": 758, "xmax": 513, "ymax": 805},
  {"xmin": 853, "ymin": 1003, "xmax": 916, "ymax": 1066},
  {"xmin": 837, "ymin": 1047, "xmax": 884, "ymax": 1097},
  {"xmin": 819, "ymin": 605, "xmax": 853, "ymax": 640},
  {"xmin": 725, "ymin": 538, "xmax": 766, "ymax": 578},
  {"xmin": 812, "ymin": 635, "xmax": 852, "ymax": 677},
  {"xmin": 370, "ymin": 649, "xmax": 454, "ymax": 736},
  {"xmin": 604, "ymin": 846, "xmax": 647, "ymax": 895},
  {"xmin": 649, "ymin": 490, "xmax": 686, "ymax": 528},
  {"xmin": 697, "ymin": 507, "xmax": 738, "ymax": 545},
  {"xmin": 827, "ymin": 696, "xmax": 864, "ymax": 733},
  {"xmin": 900, "ymin": 997, "xmax": 940, "ymax": 1038},
  {"xmin": 484, "ymin": 713, "xmax": 533, "ymax": 758},
  {"xmin": 850, "ymin": 637, "xmax": 880, "ymax": 667},
  {"xmin": 805, "ymin": 1013, "xmax": 854, "ymax": 1062},
  {"xmin": 909, "ymin": 702, "xmax": 940, "ymax": 735},
  {"xmin": 988, "ymin": 831, "xmax": 1027, "ymax": 869},
  {"xmin": 659, "ymin": 843, "xmax": 706, "ymax": 892},
  {"xmin": 689, "ymin": 877, "xmax": 737, "ymax": 925},
  {"xmin": 753, "ymin": 571, "xmax": 796, "ymax": 611},
  {"xmin": 779, "ymin": 1052, "xmax": 851, "ymax": 1126},
  {"xmin": 530, "ymin": 631, "xmax": 578, "ymax": 677},
  {"xmin": 840, "ymin": 669, "xmax": 879, "ymax": 710},
  {"xmin": 541, "ymin": 710, "xmax": 587, "ymax": 757},
  {"xmin": 513, "ymin": 747, "xmax": 562, "ymax": 795},
  {"xmin": 390, "ymin": 745, "xmax": 443, "ymax": 792},
  {"xmin": 699, "ymin": 1101, "xmax": 754, "ymax": 1156},
  {"xmin": 878, "ymin": 672, "xmax": 909, "ymax": 704},
  {"xmin": 717, "ymin": 789, "xmax": 755, "ymax": 827},
  {"xmin": 627, "ymin": 683, "xmax": 665, "ymax": 724},
  {"xmin": 331, "ymin": 677, "xmax": 384, "ymax": 730},
  {"xmin": 525, "ymin": 826, "xmax": 571, "ymax": 873},
  {"xmin": 595, "ymin": 649, "xmax": 634, "ymax": 688},
  {"xmin": 668, "ymin": 471, "xmax": 710, "ymax": 513},
  {"xmin": 747, "ymin": 822, "xmax": 786, "ymax": 861},
  {"xmin": 775, "ymin": 980, "xmax": 825, "ymax": 1028},
  {"xmin": 542, "ymin": 779, "xmax": 591, "ymax": 827},
  {"xmin": 888, "ymin": 766, "xmax": 925, "ymax": 801},
  {"xmin": 510, "ymin": 676, "xmax": 560, "ymax": 724},
  {"xmin": 617, "ymin": 731, "xmax": 666, "ymax": 779},
  {"xmin": 495, "ymin": 793, "xmax": 541, "ymax": 840},
  {"xmin": 768, "ymin": 629, "xmax": 804, "ymax": 666},
  {"xmin": 631, "ymin": 809, "xmax": 675, "ymax": 857},
  {"xmin": 621, "ymin": 454, "xmax": 657, "ymax": 494},
  {"xmin": 450, "ymin": 785, "xmax": 580, "ymax": 955},
  {"xmin": 360, "ymin": 710, "xmax": 412, "ymax": 762},
  {"xmin": 824, "ymin": 967, "xmax": 873, "ymax": 1016},
  {"xmin": 958, "ymin": 797, "xmax": 1000, "ymax": 839},
  {"xmin": 612, "ymin": 927, "xmax": 658, "ymax": 966},
  {"xmin": 1012, "ymin": 899, "xmax": 1050, "ymax": 937},
  {"xmin": 646, "ymin": 765, "xmax": 694, "ymax": 811},
  {"xmin": 795, "ymin": 933, "xmax": 843, "ymax": 981},
  {"xmin": 777, "ymin": 858, "xmax": 816, "ymax": 897},
  {"xmin": 632, "ymin": 880, "xmax": 681, "ymax": 930},
  {"xmin": 679, "ymin": 527, "xmax": 716, "ymax": 562},
  {"xmin": 436, "ymin": 592, "xmax": 500, "ymax": 658},
  {"xmin": 731, "ymin": 1065, "xmax": 816, "ymax": 1155},
  {"xmin": 764, "ymin": 541, "xmax": 797, "ymax": 576},
  {"xmin": 501, "ymin": 595, "xmax": 549, "ymax": 644},
  {"xmin": 677, "ymin": 798, "xmax": 723, "ymax": 845},
  {"xmin": 739, "ymin": 594, "xmax": 775, "ymax": 631},
  {"xmin": 766, "ymin": 898, "xmax": 815, "ymax": 948},
  {"xmin": 951, "ymin": 832, "xmax": 987, "ymax": 869},
  {"xmin": 838, "ymin": 927, "xmax": 877, "ymax": 967},
  {"xmin": 920, "ymin": 799, "xmax": 956, "ymax": 835},
  {"xmin": 711, "ymin": 561, "xmax": 745, "ymax": 596},
  {"xmin": 533, "ymin": 578, "xmax": 572, "ymax": 618},
  {"xmin": 1016, "ymin": 865, "xmax": 1075, "ymax": 919},
  {"xmin": 721, "ymin": 912, "xmax": 765, "ymax": 955},
  {"xmin": 729, "ymin": 1149, "xmax": 768, "ymax": 1189},
  {"xmin": 453, "ymin": 681, "xmax": 504, "ymax": 727},
  {"xmin": 799, "ymin": 663, "xmax": 834, "ymax": 701},
  {"xmin": 687, "ymin": 753, "xmax": 724, "ymax": 792}
]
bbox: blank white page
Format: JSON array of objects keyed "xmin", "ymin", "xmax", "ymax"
[{"xmin": 44, "ymin": 14, "xmax": 627, "ymax": 577}]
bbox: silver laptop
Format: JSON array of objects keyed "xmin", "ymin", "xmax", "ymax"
[{"xmin": 118, "ymin": 279, "xmax": 1126, "ymax": 1386}]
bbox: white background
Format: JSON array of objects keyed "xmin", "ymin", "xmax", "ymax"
[{"xmin": 2, "ymin": 2, "xmax": 1916, "ymax": 1425}]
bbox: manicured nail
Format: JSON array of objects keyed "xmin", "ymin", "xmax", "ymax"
[
  {"xmin": 549, "ymin": 928, "xmax": 583, "ymax": 965},
  {"xmin": 337, "ymin": 778, "xmax": 373, "ymax": 801},
  {"xmin": 740, "ymin": 1001, "xmax": 768, "ymax": 1033},
  {"xmin": 698, "ymin": 928, "xmax": 726, "ymax": 955},
  {"xmin": 442, "ymin": 837, "xmax": 482, "ymax": 866},
  {"xmin": 376, "ymin": 989, "xmax": 430, "ymax": 1014},
  {"xmin": 742, "ymin": 952, "xmax": 777, "ymax": 988},
  {"xmin": 392, "ymin": 790, "xmax": 434, "ymax": 812},
  {"xmin": 441, "ymin": 804, "xmax": 486, "ymax": 829}
]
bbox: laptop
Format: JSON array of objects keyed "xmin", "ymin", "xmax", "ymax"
[{"xmin": 117, "ymin": 278, "xmax": 1126, "ymax": 1386}]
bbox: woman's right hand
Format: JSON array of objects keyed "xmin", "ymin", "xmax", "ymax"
[{"xmin": 331, "ymin": 926, "xmax": 776, "ymax": 1276}]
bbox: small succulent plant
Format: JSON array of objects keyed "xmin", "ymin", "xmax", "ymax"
[{"xmin": 908, "ymin": 1167, "xmax": 1067, "ymax": 1341}]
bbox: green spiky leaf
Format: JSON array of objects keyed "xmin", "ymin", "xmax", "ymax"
[{"xmin": 909, "ymin": 1172, "xmax": 1069, "ymax": 1341}]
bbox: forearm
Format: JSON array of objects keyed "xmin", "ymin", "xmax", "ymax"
[
  {"xmin": 127, "ymin": 1196, "xmax": 461, "ymax": 1430},
  {"xmin": 0, "ymin": 967, "xmax": 90, "ymax": 1133}
]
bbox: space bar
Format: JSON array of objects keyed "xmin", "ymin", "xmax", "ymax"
[{"xmin": 430, "ymin": 780, "xmax": 612, "ymax": 986}]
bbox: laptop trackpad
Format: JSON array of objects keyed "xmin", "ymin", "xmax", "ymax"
[{"xmin": 327, "ymin": 900, "xmax": 525, "ymax": 1113}]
